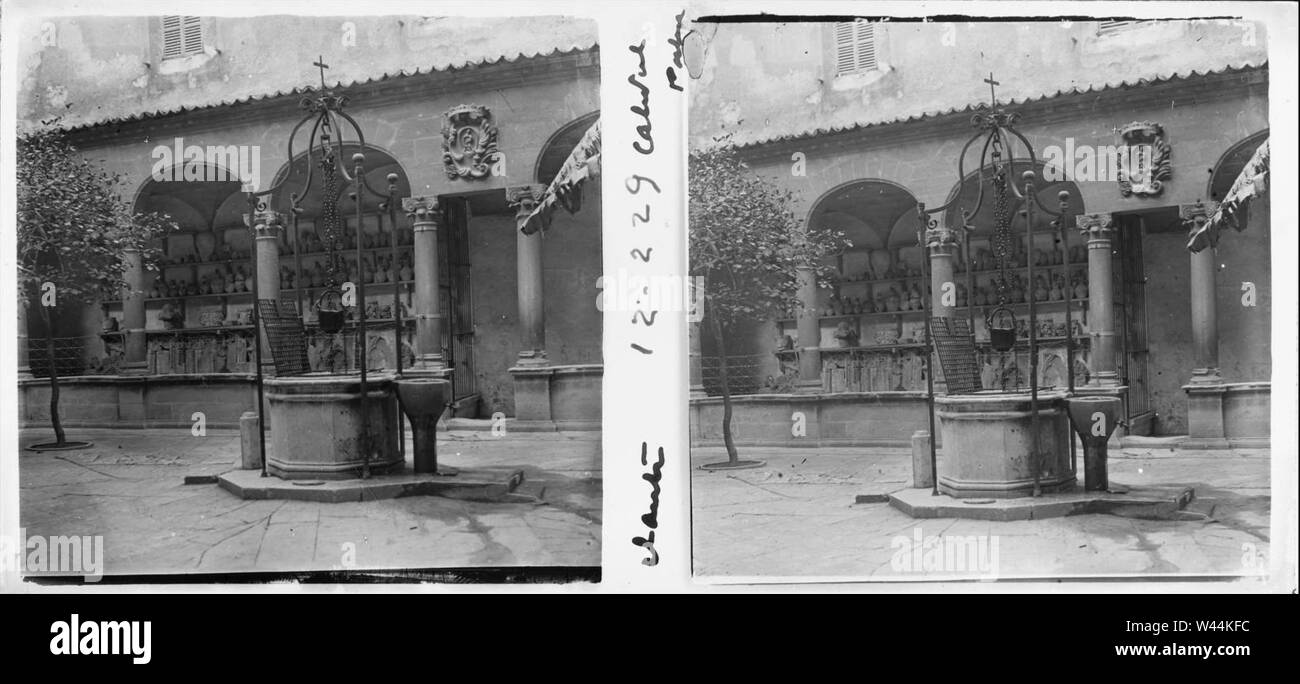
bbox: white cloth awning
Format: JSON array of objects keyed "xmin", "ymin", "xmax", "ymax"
[{"xmin": 521, "ymin": 118, "xmax": 600, "ymax": 235}]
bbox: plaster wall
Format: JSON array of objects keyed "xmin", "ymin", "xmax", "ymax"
[
  {"xmin": 17, "ymin": 15, "xmax": 596, "ymax": 131},
  {"xmin": 689, "ymin": 20, "xmax": 1266, "ymax": 149}
]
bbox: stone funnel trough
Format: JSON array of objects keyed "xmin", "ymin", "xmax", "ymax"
[
  {"xmin": 1065, "ymin": 395, "xmax": 1122, "ymax": 492},
  {"xmin": 395, "ymin": 377, "xmax": 457, "ymax": 476}
]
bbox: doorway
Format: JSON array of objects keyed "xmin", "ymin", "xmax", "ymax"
[
  {"xmin": 1115, "ymin": 211, "xmax": 1155, "ymax": 435},
  {"xmin": 439, "ymin": 196, "xmax": 477, "ymax": 406}
]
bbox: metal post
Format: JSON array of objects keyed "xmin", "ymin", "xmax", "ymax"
[
  {"xmin": 247, "ymin": 194, "xmax": 268, "ymax": 478},
  {"xmin": 387, "ymin": 175, "xmax": 404, "ymax": 460},
  {"xmin": 917, "ymin": 202, "xmax": 939, "ymax": 497},
  {"xmin": 291, "ymin": 203, "xmax": 303, "ymax": 327},
  {"xmin": 1057, "ymin": 196, "xmax": 1077, "ymax": 477},
  {"xmin": 962, "ymin": 215, "xmax": 976, "ymax": 375},
  {"xmin": 1023, "ymin": 172, "xmax": 1040, "ymax": 497},
  {"xmin": 352, "ymin": 154, "xmax": 370, "ymax": 480}
]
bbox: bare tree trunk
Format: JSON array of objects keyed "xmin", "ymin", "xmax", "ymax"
[
  {"xmin": 708, "ymin": 309, "xmax": 739, "ymax": 465},
  {"xmin": 40, "ymin": 304, "xmax": 66, "ymax": 445}
]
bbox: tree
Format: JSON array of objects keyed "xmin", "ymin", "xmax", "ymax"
[
  {"xmin": 17, "ymin": 122, "xmax": 176, "ymax": 449},
  {"xmin": 689, "ymin": 139, "xmax": 847, "ymax": 468}
]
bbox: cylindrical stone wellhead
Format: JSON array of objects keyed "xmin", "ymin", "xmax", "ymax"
[
  {"xmin": 263, "ymin": 373, "xmax": 400, "ymax": 479},
  {"xmin": 934, "ymin": 391, "xmax": 1074, "ymax": 498}
]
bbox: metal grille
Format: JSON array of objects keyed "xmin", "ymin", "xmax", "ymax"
[
  {"xmin": 258, "ymin": 298, "xmax": 310, "ymax": 376},
  {"xmin": 1118, "ymin": 215, "xmax": 1150, "ymax": 417},
  {"xmin": 26, "ymin": 335, "xmax": 119, "ymax": 377},
  {"xmin": 701, "ymin": 354, "xmax": 783, "ymax": 396},
  {"xmin": 443, "ymin": 197, "xmax": 478, "ymax": 400},
  {"xmin": 931, "ymin": 316, "xmax": 982, "ymax": 394}
]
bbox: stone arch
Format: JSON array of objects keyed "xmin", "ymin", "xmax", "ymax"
[
  {"xmin": 805, "ymin": 178, "xmax": 921, "ymax": 276},
  {"xmin": 267, "ymin": 142, "xmax": 411, "ymax": 216},
  {"xmin": 131, "ymin": 163, "xmax": 245, "ymax": 231},
  {"xmin": 132, "ymin": 162, "xmax": 248, "ymax": 269},
  {"xmin": 806, "ymin": 178, "xmax": 920, "ymax": 246},
  {"xmin": 533, "ymin": 110, "xmax": 599, "ymax": 186},
  {"xmin": 1207, "ymin": 128, "xmax": 1268, "ymax": 202},
  {"xmin": 260, "ymin": 143, "xmax": 414, "ymax": 297},
  {"xmin": 941, "ymin": 158, "xmax": 1084, "ymax": 237}
]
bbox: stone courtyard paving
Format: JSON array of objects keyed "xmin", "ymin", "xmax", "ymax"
[
  {"xmin": 18, "ymin": 428, "xmax": 600, "ymax": 577},
  {"xmin": 691, "ymin": 442, "xmax": 1271, "ymax": 582}
]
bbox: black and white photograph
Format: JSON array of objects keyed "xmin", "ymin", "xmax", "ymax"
[
  {"xmin": 7, "ymin": 8, "xmax": 603, "ymax": 579},
  {"xmin": 687, "ymin": 12, "xmax": 1285, "ymax": 581},
  {"xmin": 0, "ymin": 0, "xmax": 1294, "ymax": 614}
]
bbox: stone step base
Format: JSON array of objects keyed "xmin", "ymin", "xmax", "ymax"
[
  {"xmin": 887, "ymin": 483, "xmax": 1195, "ymax": 521},
  {"xmin": 441, "ymin": 418, "xmax": 600, "ymax": 433},
  {"xmin": 218, "ymin": 467, "xmax": 525, "ymax": 503}
]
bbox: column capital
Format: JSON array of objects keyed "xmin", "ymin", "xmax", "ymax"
[
  {"xmin": 506, "ymin": 184, "xmax": 546, "ymax": 212},
  {"xmin": 243, "ymin": 208, "xmax": 285, "ymax": 238},
  {"xmin": 1076, "ymin": 212, "xmax": 1115, "ymax": 241},
  {"xmin": 508, "ymin": 185, "xmax": 547, "ymax": 233},
  {"xmin": 402, "ymin": 195, "xmax": 441, "ymax": 223},
  {"xmin": 925, "ymin": 225, "xmax": 960, "ymax": 255},
  {"xmin": 1179, "ymin": 200, "xmax": 1219, "ymax": 234}
]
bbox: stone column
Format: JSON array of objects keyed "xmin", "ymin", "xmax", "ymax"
[
  {"xmin": 794, "ymin": 261, "xmax": 821, "ymax": 392},
  {"xmin": 116, "ymin": 250, "xmax": 148, "ymax": 421},
  {"xmin": 927, "ymin": 226, "xmax": 959, "ymax": 318},
  {"xmin": 120, "ymin": 247, "xmax": 148, "ymax": 373},
  {"xmin": 1077, "ymin": 212, "xmax": 1119, "ymax": 386},
  {"xmin": 401, "ymin": 196, "xmax": 446, "ymax": 372},
  {"xmin": 1180, "ymin": 202, "xmax": 1228, "ymax": 448},
  {"xmin": 246, "ymin": 209, "xmax": 284, "ymax": 377},
  {"xmin": 250, "ymin": 212, "xmax": 283, "ymax": 303},
  {"xmin": 1182, "ymin": 202, "xmax": 1221, "ymax": 383},
  {"xmin": 507, "ymin": 185, "xmax": 548, "ymax": 366}
]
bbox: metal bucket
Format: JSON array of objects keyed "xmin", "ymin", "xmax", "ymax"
[
  {"xmin": 316, "ymin": 289, "xmax": 345, "ymax": 333},
  {"xmin": 987, "ymin": 306, "xmax": 1017, "ymax": 352}
]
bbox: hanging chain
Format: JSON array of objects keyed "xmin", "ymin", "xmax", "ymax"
[
  {"xmin": 990, "ymin": 135, "xmax": 1012, "ymax": 307},
  {"xmin": 318, "ymin": 151, "xmax": 345, "ymax": 288}
]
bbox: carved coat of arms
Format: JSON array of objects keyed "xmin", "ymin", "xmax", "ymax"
[
  {"xmin": 1116, "ymin": 121, "xmax": 1171, "ymax": 197},
  {"xmin": 441, "ymin": 104, "xmax": 500, "ymax": 180}
]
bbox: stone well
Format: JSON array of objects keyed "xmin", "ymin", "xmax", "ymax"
[
  {"xmin": 264, "ymin": 372, "xmax": 401, "ymax": 479},
  {"xmin": 935, "ymin": 390, "xmax": 1074, "ymax": 498}
]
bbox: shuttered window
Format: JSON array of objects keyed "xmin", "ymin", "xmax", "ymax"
[
  {"xmin": 833, "ymin": 20, "xmax": 877, "ymax": 76},
  {"xmin": 1096, "ymin": 20, "xmax": 1151, "ymax": 36},
  {"xmin": 161, "ymin": 16, "xmax": 204, "ymax": 59}
]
